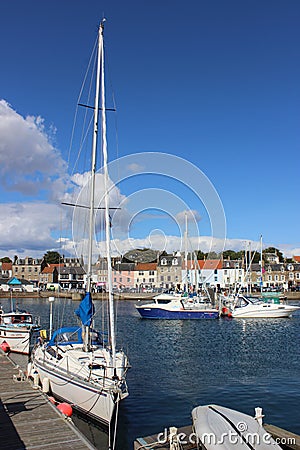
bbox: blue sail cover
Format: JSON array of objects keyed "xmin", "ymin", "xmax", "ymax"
[{"xmin": 75, "ymin": 292, "xmax": 95, "ymax": 326}]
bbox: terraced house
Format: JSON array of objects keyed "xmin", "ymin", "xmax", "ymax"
[{"xmin": 12, "ymin": 257, "xmax": 47, "ymax": 286}]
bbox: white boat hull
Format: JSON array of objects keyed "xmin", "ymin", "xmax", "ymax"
[
  {"xmin": 32, "ymin": 341, "xmax": 129, "ymax": 426},
  {"xmin": 0, "ymin": 325, "xmax": 39, "ymax": 354},
  {"xmin": 33, "ymin": 357, "xmax": 115, "ymax": 425},
  {"xmin": 232, "ymin": 304, "xmax": 299, "ymax": 318},
  {"xmin": 192, "ymin": 404, "xmax": 281, "ymax": 449}
]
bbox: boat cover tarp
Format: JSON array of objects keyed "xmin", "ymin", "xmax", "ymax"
[{"xmin": 75, "ymin": 292, "xmax": 95, "ymax": 326}]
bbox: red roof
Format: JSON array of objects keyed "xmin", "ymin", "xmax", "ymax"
[
  {"xmin": 199, "ymin": 260, "xmax": 222, "ymax": 270},
  {"xmin": 184, "ymin": 260, "xmax": 222, "ymax": 270},
  {"xmin": 293, "ymin": 256, "xmax": 300, "ymax": 263},
  {"xmin": 1, "ymin": 262, "xmax": 12, "ymax": 271},
  {"xmin": 134, "ymin": 262, "xmax": 157, "ymax": 271},
  {"xmin": 41, "ymin": 263, "xmax": 63, "ymax": 274}
]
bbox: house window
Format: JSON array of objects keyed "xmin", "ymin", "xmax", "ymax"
[
  {"xmin": 274, "ymin": 275, "xmax": 279, "ymax": 281},
  {"xmin": 114, "ymin": 278, "xmax": 116, "ymax": 282},
  {"xmin": 149, "ymin": 278, "xmax": 154, "ymax": 282},
  {"xmin": 139, "ymin": 271, "xmax": 144, "ymax": 275},
  {"xmin": 268, "ymin": 275, "xmax": 272, "ymax": 281},
  {"xmin": 296, "ymin": 273, "xmax": 300, "ymax": 279},
  {"xmin": 172, "ymin": 258, "xmax": 178, "ymax": 266},
  {"xmin": 119, "ymin": 278, "xmax": 122, "ymax": 282},
  {"xmin": 281, "ymin": 275, "xmax": 285, "ymax": 281},
  {"xmin": 160, "ymin": 276, "xmax": 164, "ymax": 281},
  {"xmin": 167, "ymin": 276, "xmax": 171, "ymax": 281},
  {"xmin": 224, "ymin": 270, "xmax": 227, "ymax": 275},
  {"xmin": 161, "ymin": 258, "xmax": 167, "ymax": 265},
  {"xmin": 289, "ymin": 273, "xmax": 294, "ymax": 280},
  {"xmin": 127, "ymin": 278, "xmax": 130, "ymax": 282},
  {"xmin": 149, "ymin": 271, "xmax": 154, "ymax": 275}
]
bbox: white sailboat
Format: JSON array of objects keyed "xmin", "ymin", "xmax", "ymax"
[{"xmin": 30, "ymin": 21, "xmax": 129, "ymax": 431}]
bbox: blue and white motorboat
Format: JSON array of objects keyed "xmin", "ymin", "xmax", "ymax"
[{"xmin": 135, "ymin": 293, "xmax": 219, "ymax": 319}]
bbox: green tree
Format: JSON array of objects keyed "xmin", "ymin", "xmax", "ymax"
[
  {"xmin": 222, "ymin": 250, "xmax": 239, "ymax": 260},
  {"xmin": 44, "ymin": 251, "xmax": 61, "ymax": 264},
  {"xmin": 196, "ymin": 250, "xmax": 206, "ymax": 260},
  {"xmin": 0, "ymin": 256, "xmax": 12, "ymax": 263}
]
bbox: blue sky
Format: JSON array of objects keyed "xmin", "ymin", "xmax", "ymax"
[{"xmin": 0, "ymin": 0, "xmax": 299, "ymax": 259}]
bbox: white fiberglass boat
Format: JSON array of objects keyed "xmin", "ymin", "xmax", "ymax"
[
  {"xmin": 192, "ymin": 404, "xmax": 281, "ymax": 449},
  {"xmin": 32, "ymin": 323, "xmax": 128, "ymax": 426},
  {"xmin": 231, "ymin": 295, "xmax": 300, "ymax": 318},
  {"xmin": 0, "ymin": 306, "xmax": 40, "ymax": 355},
  {"xmin": 31, "ymin": 20, "xmax": 129, "ymax": 432}
]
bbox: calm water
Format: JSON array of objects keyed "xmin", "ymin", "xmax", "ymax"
[{"xmin": 3, "ymin": 297, "xmax": 300, "ymax": 449}]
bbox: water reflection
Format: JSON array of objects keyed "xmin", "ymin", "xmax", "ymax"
[{"xmin": 3, "ymin": 297, "xmax": 300, "ymax": 449}]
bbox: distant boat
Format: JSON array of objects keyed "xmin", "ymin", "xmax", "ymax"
[
  {"xmin": 0, "ymin": 304, "xmax": 40, "ymax": 355},
  {"xmin": 135, "ymin": 293, "xmax": 219, "ymax": 319},
  {"xmin": 230, "ymin": 295, "xmax": 300, "ymax": 318},
  {"xmin": 30, "ymin": 20, "xmax": 129, "ymax": 430}
]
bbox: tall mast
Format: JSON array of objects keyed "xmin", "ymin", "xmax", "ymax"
[
  {"xmin": 260, "ymin": 234, "xmax": 263, "ymax": 294},
  {"xmin": 99, "ymin": 21, "xmax": 116, "ymax": 368},
  {"xmin": 86, "ymin": 23, "xmax": 102, "ymax": 294},
  {"xmin": 184, "ymin": 212, "xmax": 188, "ymax": 291}
]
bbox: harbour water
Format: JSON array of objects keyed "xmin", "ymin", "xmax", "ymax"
[{"xmin": 3, "ymin": 297, "xmax": 300, "ymax": 449}]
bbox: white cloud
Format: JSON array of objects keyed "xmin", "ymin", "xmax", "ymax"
[
  {"xmin": 0, "ymin": 202, "xmax": 67, "ymax": 257},
  {"xmin": 0, "ymin": 100, "xmax": 298, "ymax": 263},
  {"xmin": 0, "ymin": 100, "xmax": 68, "ymax": 196}
]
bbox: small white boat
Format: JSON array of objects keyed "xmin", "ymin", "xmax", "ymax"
[
  {"xmin": 192, "ymin": 404, "xmax": 281, "ymax": 449},
  {"xmin": 0, "ymin": 307, "xmax": 40, "ymax": 355},
  {"xmin": 231, "ymin": 295, "xmax": 300, "ymax": 318}
]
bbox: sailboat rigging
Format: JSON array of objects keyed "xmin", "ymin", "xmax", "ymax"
[{"xmin": 30, "ymin": 20, "xmax": 129, "ymax": 433}]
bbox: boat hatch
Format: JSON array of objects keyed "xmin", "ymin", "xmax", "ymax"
[{"xmin": 88, "ymin": 363, "xmax": 104, "ymax": 370}]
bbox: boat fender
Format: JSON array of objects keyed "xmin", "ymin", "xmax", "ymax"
[
  {"xmin": 42, "ymin": 377, "xmax": 50, "ymax": 393},
  {"xmin": 0, "ymin": 341, "xmax": 10, "ymax": 353},
  {"xmin": 27, "ymin": 361, "xmax": 32, "ymax": 378},
  {"xmin": 33, "ymin": 371, "xmax": 40, "ymax": 389},
  {"xmin": 57, "ymin": 402, "xmax": 73, "ymax": 417},
  {"xmin": 48, "ymin": 396, "xmax": 57, "ymax": 405},
  {"xmin": 40, "ymin": 329, "xmax": 47, "ymax": 340}
]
